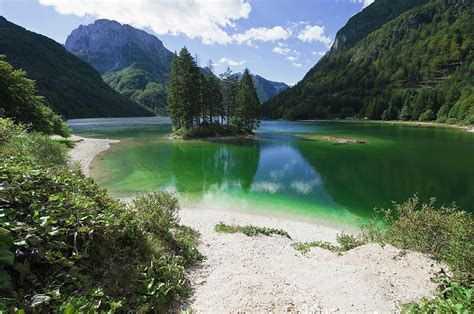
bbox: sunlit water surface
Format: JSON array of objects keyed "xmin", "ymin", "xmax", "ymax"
[{"xmin": 68, "ymin": 117, "xmax": 474, "ymax": 227}]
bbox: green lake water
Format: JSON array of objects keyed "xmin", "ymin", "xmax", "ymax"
[{"xmin": 68, "ymin": 117, "xmax": 474, "ymax": 227}]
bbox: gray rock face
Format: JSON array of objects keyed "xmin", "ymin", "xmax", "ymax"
[{"xmin": 65, "ymin": 19, "xmax": 173, "ymax": 75}]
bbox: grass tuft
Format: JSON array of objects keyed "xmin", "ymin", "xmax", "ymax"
[
  {"xmin": 214, "ymin": 222, "xmax": 291, "ymax": 239},
  {"xmin": 292, "ymin": 233, "xmax": 364, "ymax": 254}
]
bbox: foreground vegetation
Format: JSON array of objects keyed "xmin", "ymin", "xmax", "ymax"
[
  {"xmin": 362, "ymin": 196, "xmax": 473, "ymax": 312},
  {"xmin": 293, "ymin": 233, "xmax": 364, "ymax": 254},
  {"xmin": 0, "ymin": 119, "xmax": 203, "ymax": 311},
  {"xmin": 0, "ymin": 56, "xmax": 68, "ymax": 136},
  {"xmin": 214, "ymin": 222, "xmax": 291, "ymax": 239},
  {"xmin": 168, "ymin": 48, "xmax": 260, "ymax": 138}
]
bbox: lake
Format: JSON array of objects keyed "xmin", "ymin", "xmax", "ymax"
[{"xmin": 68, "ymin": 117, "xmax": 474, "ymax": 227}]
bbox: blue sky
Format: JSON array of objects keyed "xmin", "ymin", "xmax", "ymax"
[{"xmin": 0, "ymin": 0, "xmax": 371, "ymax": 85}]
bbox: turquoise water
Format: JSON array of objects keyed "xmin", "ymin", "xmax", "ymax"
[{"xmin": 69, "ymin": 117, "xmax": 474, "ymax": 226}]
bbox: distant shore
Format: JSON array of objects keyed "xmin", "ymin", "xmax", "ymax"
[
  {"xmin": 68, "ymin": 134, "xmax": 445, "ymax": 312},
  {"xmin": 303, "ymin": 119, "xmax": 474, "ymax": 133}
]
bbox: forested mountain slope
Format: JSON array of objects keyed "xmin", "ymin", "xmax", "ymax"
[
  {"xmin": 0, "ymin": 17, "xmax": 152, "ymax": 119},
  {"xmin": 264, "ymin": 0, "xmax": 473, "ymax": 124},
  {"xmin": 66, "ymin": 19, "xmax": 174, "ymax": 115}
]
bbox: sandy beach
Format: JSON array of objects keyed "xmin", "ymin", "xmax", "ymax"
[
  {"xmin": 68, "ymin": 135, "xmax": 120, "ymax": 176},
  {"xmin": 69, "ymin": 136, "xmax": 444, "ymax": 312}
]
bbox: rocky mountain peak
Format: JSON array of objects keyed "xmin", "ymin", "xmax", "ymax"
[{"xmin": 65, "ymin": 19, "xmax": 173, "ymax": 74}]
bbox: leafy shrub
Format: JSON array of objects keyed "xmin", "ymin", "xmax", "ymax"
[
  {"xmin": 362, "ymin": 196, "xmax": 473, "ymax": 281},
  {"xmin": 292, "ymin": 233, "xmax": 364, "ymax": 253},
  {"xmin": 0, "ymin": 56, "xmax": 69, "ymax": 136},
  {"xmin": 403, "ymin": 276, "xmax": 473, "ymax": 313},
  {"xmin": 214, "ymin": 222, "xmax": 291, "ymax": 238},
  {"xmin": 173, "ymin": 124, "xmax": 250, "ymax": 140},
  {"xmin": 0, "ymin": 154, "xmax": 202, "ymax": 311},
  {"xmin": 336, "ymin": 233, "xmax": 365, "ymax": 251},
  {"xmin": 1, "ymin": 132, "xmax": 67, "ymax": 166}
]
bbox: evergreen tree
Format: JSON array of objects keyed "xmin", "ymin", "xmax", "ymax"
[
  {"xmin": 201, "ymin": 74, "xmax": 223, "ymax": 124},
  {"xmin": 178, "ymin": 47, "xmax": 201, "ymax": 128},
  {"xmin": 167, "ymin": 48, "xmax": 201, "ymax": 130},
  {"xmin": 219, "ymin": 67, "xmax": 239, "ymax": 126},
  {"xmin": 235, "ymin": 69, "xmax": 260, "ymax": 131},
  {"xmin": 167, "ymin": 54, "xmax": 184, "ymax": 129}
]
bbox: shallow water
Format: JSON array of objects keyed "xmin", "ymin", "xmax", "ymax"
[{"xmin": 68, "ymin": 117, "xmax": 474, "ymax": 226}]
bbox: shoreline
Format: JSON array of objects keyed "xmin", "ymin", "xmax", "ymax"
[
  {"xmin": 68, "ymin": 135, "xmax": 120, "ymax": 177},
  {"xmin": 69, "ymin": 135, "xmax": 445, "ymax": 311},
  {"xmin": 301, "ymin": 118, "xmax": 474, "ymax": 133}
]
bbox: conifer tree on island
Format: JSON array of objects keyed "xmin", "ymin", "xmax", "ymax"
[{"xmin": 167, "ymin": 48, "xmax": 260, "ymax": 139}]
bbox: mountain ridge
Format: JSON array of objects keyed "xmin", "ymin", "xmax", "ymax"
[
  {"xmin": 264, "ymin": 0, "xmax": 473, "ymax": 124},
  {"xmin": 232, "ymin": 72, "xmax": 289, "ymax": 103},
  {"xmin": 0, "ymin": 16, "xmax": 153, "ymax": 119}
]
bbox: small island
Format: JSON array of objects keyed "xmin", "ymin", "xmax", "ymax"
[{"xmin": 167, "ymin": 48, "xmax": 261, "ymax": 140}]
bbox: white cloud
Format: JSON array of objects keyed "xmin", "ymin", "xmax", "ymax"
[
  {"xmin": 215, "ymin": 57, "xmax": 246, "ymax": 66},
  {"xmin": 312, "ymin": 51, "xmax": 326, "ymax": 56},
  {"xmin": 292, "ymin": 62, "xmax": 303, "ymax": 69},
  {"xmin": 286, "ymin": 56, "xmax": 297, "ymax": 62},
  {"xmin": 297, "ymin": 25, "xmax": 332, "ymax": 46},
  {"xmin": 272, "ymin": 46, "xmax": 291, "ymax": 55},
  {"xmin": 233, "ymin": 26, "xmax": 292, "ymax": 45},
  {"xmin": 350, "ymin": 0, "xmax": 374, "ymax": 8},
  {"xmin": 39, "ymin": 0, "xmax": 251, "ymax": 44}
]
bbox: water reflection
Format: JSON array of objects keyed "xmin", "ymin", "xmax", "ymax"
[{"xmin": 73, "ymin": 118, "xmax": 474, "ymax": 223}]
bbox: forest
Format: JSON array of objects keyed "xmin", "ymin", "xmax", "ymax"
[
  {"xmin": 168, "ymin": 48, "xmax": 260, "ymax": 139},
  {"xmin": 264, "ymin": 0, "xmax": 473, "ymax": 125}
]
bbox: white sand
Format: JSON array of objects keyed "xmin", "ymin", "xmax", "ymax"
[
  {"xmin": 179, "ymin": 208, "xmax": 444, "ymax": 312},
  {"xmin": 68, "ymin": 135, "xmax": 119, "ymax": 176},
  {"xmin": 69, "ymin": 136, "xmax": 444, "ymax": 312}
]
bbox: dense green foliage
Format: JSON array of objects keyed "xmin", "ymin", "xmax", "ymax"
[
  {"xmin": 0, "ymin": 57, "xmax": 68, "ymax": 136},
  {"xmin": 264, "ymin": 0, "xmax": 473, "ymax": 125},
  {"xmin": 361, "ymin": 195, "xmax": 473, "ymax": 310},
  {"xmin": 168, "ymin": 48, "xmax": 260, "ymax": 137},
  {"xmin": 0, "ymin": 119, "xmax": 202, "ymax": 311},
  {"xmin": 214, "ymin": 222, "xmax": 291, "ymax": 239},
  {"xmin": 292, "ymin": 233, "xmax": 364, "ymax": 254},
  {"xmin": 362, "ymin": 196, "xmax": 473, "ymax": 281},
  {"xmin": 0, "ymin": 17, "xmax": 153, "ymax": 119}
]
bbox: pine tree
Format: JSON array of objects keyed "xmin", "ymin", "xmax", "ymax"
[
  {"xmin": 167, "ymin": 54, "xmax": 184, "ymax": 129},
  {"xmin": 167, "ymin": 48, "xmax": 202, "ymax": 130},
  {"xmin": 178, "ymin": 47, "xmax": 201, "ymax": 129},
  {"xmin": 219, "ymin": 67, "xmax": 239, "ymax": 126},
  {"xmin": 235, "ymin": 69, "xmax": 260, "ymax": 131}
]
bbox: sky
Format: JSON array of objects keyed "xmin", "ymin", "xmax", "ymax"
[{"xmin": 0, "ymin": 0, "xmax": 373, "ymax": 85}]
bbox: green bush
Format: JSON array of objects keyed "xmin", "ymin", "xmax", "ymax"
[
  {"xmin": 0, "ymin": 119, "xmax": 68, "ymax": 166},
  {"xmin": 173, "ymin": 124, "xmax": 250, "ymax": 140},
  {"xmin": 292, "ymin": 233, "xmax": 364, "ymax": 253},
  {"xmin": 403, "ymin": 276, "xmax": 472, "ymax": 313},
  {"xmin": 214, "ymin": 222, "xmax": 291, "ymax": 239},
  {"xmin": 362, "ymin": 196, "xmax": 473, "ymax": 281},
  {"xmin": 0, "ymin": 56, "xmax": 69, "ymax": 137},
  {"xmin": 0, "ymin": 139, "xmax": 202, "ymax": 312}
]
